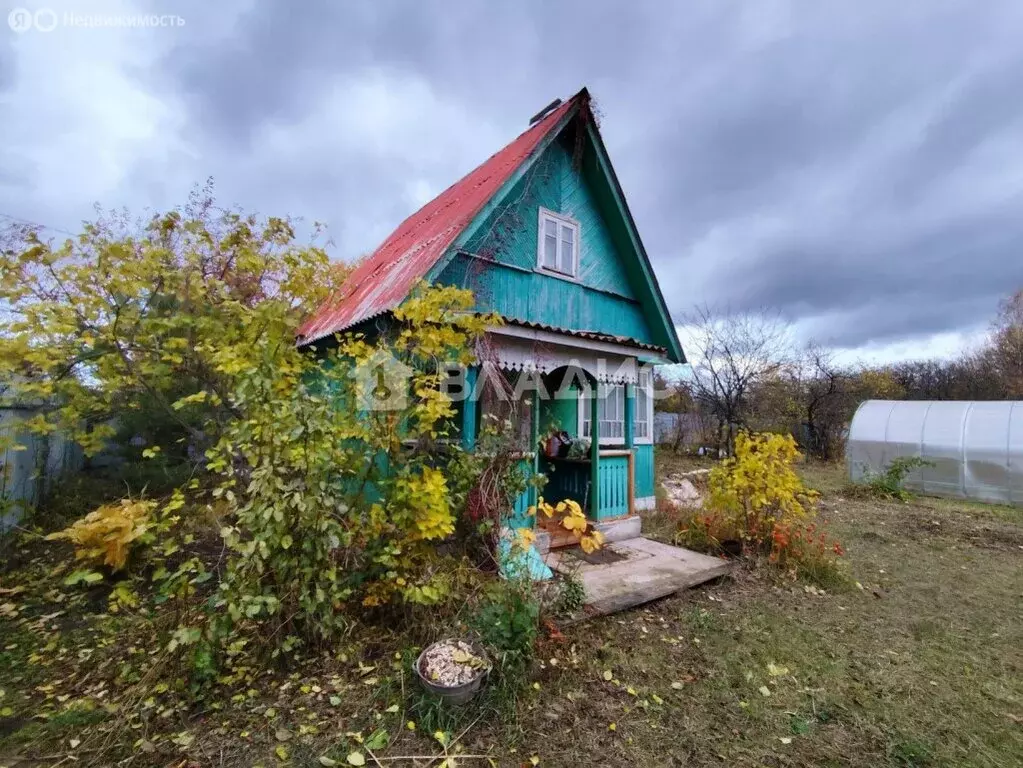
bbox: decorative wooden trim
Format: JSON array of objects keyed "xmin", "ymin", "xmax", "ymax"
[
  {"xmin": 485, "ymin": 334, "xmax": 652, "ymax": 384},
  {"xmin": 488, "ymin": 324, "xmax": 666, "ymax": 364}
]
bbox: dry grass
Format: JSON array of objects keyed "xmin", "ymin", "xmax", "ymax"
[{"xmin": 1, "ymin": 456, "xmax": 1021, "ymax": 767}]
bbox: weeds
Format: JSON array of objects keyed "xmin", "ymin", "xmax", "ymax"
[
  {"xmin": 850, "ymin": 456, "xmax": 934, "ymax": 501},
  {"xmin": 551, "ymin": 571, "xmax": 586, "ymax": 617}
]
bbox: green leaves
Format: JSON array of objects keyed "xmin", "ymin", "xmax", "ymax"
[
  {"xmin": 63, "ymin": 570, "xmax": 104, "ymax": 586},
  {"xmin": 166, "ymin": 626, "xmax": 202, "ymax": 653}
]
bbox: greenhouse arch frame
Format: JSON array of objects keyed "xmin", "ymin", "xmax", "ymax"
[{"xmin": 846, "ymin": 400, "xmax": 1023, "ymax": 505}]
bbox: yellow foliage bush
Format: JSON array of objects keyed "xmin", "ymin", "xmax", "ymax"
[
  {"xmin": 526, "ymin": 497, "xmax": 605, "ymax": 554},
  {"xmin": 46, "ymin": 499, "xmax": 156, "ymax": 570},
  {"xmin": 678, "ymin": 433, "xmax": 846, "ymax": 586},
  {"xmin": 400, "ymin": 467, "xmax": 456, "ymax": 541},
  {"xmin": 705, "ymin": 432, "xmax": 819, "ymax": 546}
]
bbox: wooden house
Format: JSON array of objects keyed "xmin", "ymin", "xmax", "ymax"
[{"xmin": 298, "ymin": 88, "xmax": 684, "ymax": 553}]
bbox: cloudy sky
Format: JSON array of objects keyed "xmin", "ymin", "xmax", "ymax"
[{"xmin": 2, "ymin": 0, "xmax": 1021, "ymax": 364}]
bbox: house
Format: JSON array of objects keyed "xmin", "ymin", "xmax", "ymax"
[{"xmin": 298, "ymin": 88, "xmax": 685, "ymax": 556}]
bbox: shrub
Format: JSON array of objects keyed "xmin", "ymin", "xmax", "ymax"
[
  {"xmin": 46, "ymin": 498, "xmax": 156, "ymax": 570},
  {"xmin": 207, "ymin": 284, "xmax": 499, "ymax": 657},
  {"xmin": 677, "ymin": 431, "xmax": 846, "ymax": 584},
  {"xmin": 469, "ymin": 577, "xmax": 540, "ymax": 670},
  {"xmin": 527, "ymin": 497, "xmax": 604, "ymax": 553},
  {"xmin": 705, "ymin": 431, "xmax": 820, "ymax": 548}
]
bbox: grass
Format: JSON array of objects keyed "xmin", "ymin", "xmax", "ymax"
[{"xmin": 1, "ymin": 457, "xmax": 1021, "ymax": 767}]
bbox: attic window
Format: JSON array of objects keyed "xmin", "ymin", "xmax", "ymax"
[{"xmin": 537, "ymin": 208, "xmax": 579, "ymax": 277}]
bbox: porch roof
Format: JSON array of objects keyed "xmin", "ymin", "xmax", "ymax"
[
  {"xmin": 499, "ymin": 318, "xmax": 667, "ymax": 355},
  {"xmin": 483, "ymin": 321, "xmax": 667, "ymax": 384}
]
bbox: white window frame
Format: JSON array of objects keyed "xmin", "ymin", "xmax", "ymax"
[
  {"xmin": 536, "ymin": 207, "xmax": 580, "ymax": 278},
  {"xmin": 577, "ymin": 377, "xmax": 654, "ymax": 446},
  {"xmin": 578, "ymin": 384, "xmax": 625, "ymax": 445},
  {"xmin": 634, "ymin": 372, "xmax": 654, "ymax": 445}
]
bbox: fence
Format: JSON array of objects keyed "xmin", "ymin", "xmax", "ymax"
[{"xmin": 1, "ymin": 406, "xmax": 84, "ymax": 530}]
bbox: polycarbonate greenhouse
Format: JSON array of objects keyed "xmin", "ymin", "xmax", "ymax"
[{"xmin": 847, "ymin": 400, "xmax": 1023, "ymax": 505}]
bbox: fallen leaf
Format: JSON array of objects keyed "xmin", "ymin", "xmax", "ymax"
[
  {"xmin": 347, "ymin": 752, "xmax": 366, "ymax": 766},
  {"xmin": 603, "ymin": 670, "xmax": 613, "ymax": 681},
  {"xmin": 780, "ymin": 737, "xmax": 792, "ymax": 745},
  {"xmin": 758, "ymin": 686, "xmax": 771, "ymax": 697},
  {"xmin": 319, "ymin": 757, "xmax": 338, "ymax": 767},
  {"xmin": 275, "ymin": 727, "xmax": 292, "ymax": 742},
  {"xmin": 767, "ymin": 662, "xmax": 790, "ymax": 677},
  {"xmin": 276, "ymin": 744, "xmax": 290, "ymax": 760},
  {"xmin": 365, "ymin": 729, "xmax": 388, "ymax": 750},
  {"xmin": 608, "ymin": 723, "xmax": 616, "ymax": 731},
  {"xmin": 384, "ymin": 704, "xmax": 399, "ymax": 714}
]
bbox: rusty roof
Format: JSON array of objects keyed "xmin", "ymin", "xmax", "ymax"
[{"xmin": 297, "ymin": 93, "xmax": 583, "ymax": 344}]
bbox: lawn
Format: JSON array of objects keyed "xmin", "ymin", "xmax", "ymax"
[{"xmin": 1, "ymin": 458, "xmax": 1021, "ymax": 767}]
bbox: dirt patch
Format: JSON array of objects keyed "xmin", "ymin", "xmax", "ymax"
[{"xmin": 661, "ymin": 476, "xmax": 705, "ymax": 508}]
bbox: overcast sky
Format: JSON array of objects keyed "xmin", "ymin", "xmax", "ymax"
[{"xmin": 2, "ymin": 0, "xmax": 1021, "ymax": 364}]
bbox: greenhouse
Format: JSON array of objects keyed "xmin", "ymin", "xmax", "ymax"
[{"xmin": 846, "ymin": 400, "xmax": 1023, "ymax": 505}]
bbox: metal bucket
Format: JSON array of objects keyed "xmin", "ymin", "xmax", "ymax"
[{"xmin": 414, "ymin": 639, "xmax": 490, "ymax": 705}]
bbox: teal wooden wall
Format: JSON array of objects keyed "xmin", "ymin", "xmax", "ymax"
[
  {"xmin": 434, "ymin": 135, "xmax": 655, "ymax": 344},
  {"xmin": 635, "ymin": 444, "xmax": 655, "ymax": 499},
  {"xmin": 539, "ymin": 384, "xmax": 580, "ymax": 437}
]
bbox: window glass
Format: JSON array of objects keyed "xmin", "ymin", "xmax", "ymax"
[
  {"xmin": 581, "ymin": 384, "xmax": 625, "ymax": 443},
  {"xmin": 636, "ymin": 378, "xmax": 650, "ymax": 439},
  {"xmin": 559, "ymin": 226, "xmax": 574, "ymax": 274},
  {"xmin": 538, "ymin": 210, "xmax": 578, "ymax": 277}
]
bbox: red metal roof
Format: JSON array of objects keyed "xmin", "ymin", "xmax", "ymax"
[{"xmin": 297, "ymin": 95, "xmax": 581, "ymax": 344}]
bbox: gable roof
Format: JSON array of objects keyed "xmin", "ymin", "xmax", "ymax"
[
  {"xmin": 297, "ymin": 95, "xmax": 579, "ymax": 344},
  {"xmin": 298, "ymin": 88, "xmax": 684, "ymax": 364}
]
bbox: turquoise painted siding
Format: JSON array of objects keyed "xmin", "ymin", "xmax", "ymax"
[
  {"xmin": 540, "ymin": 384, "xmax": 580, "ymax": 437},
  {"xmin": 434, "ymin": 135, "xmax": 655, "ymax": 344},
  {"xmin": 540, "ymin": 455, "xmax": 630, "ymax": 521},
  {"xmin": 597, "ymin": 455, "xmax": 630, "ymax": 520},
  {"xmin": 634, "ymin": 444, "xmax": 655, "ymax": 499}
]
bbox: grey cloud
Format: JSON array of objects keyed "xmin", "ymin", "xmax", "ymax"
[{"xmin": 8, "ymin": 0, "xmax": 1023, "ymax": 357}]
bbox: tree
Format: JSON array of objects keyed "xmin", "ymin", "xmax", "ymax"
[
  {"xmin": 0, "ymin": 185, "xmax": 341, "ymax": 459},
  {"xmin": 987, "ymin": 288, "xmax": 1023, "ymax": 397},
  {"xmin": 683, "ymin": 305, "xmax": 792, "ymax": 455},
  {"xmin": 798, "ymin": 344, "xmax": 856, "ymax": 461}
]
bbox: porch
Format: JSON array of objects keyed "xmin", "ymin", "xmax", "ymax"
[
  {"xmin": 545, "ymin": 537, "xmax": 731, "ymax": 621},
  {"xmin": 457, "ymin": 330, "xmax": 730, "ymax": 611}
]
